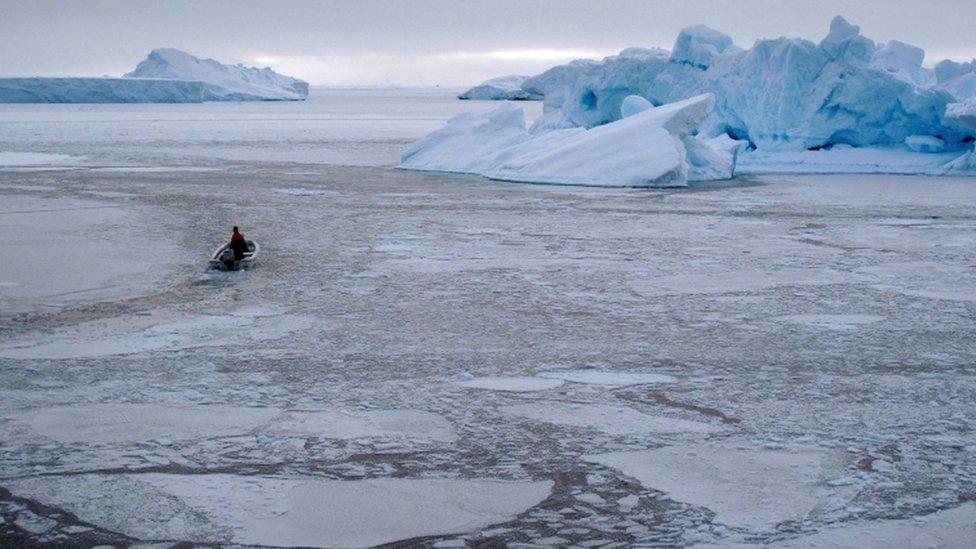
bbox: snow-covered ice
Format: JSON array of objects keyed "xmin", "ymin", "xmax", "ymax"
[
  {"xmin": 5, "ymin": 474, "xmax": 552, "ymax": 547},
  {"xmin": 458, "ymin": 75, "xmax": 543, "ymax": 101}
]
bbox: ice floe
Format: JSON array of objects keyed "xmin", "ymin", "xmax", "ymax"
[
  {"xmin": 586, "ymin": 444, "xmax": 840, "ymax": 530},
  {"xmin": 502, "ymin": 402, "xmax": 723, "ymax": 436},
  {"xmin": 5, "ymin": 474, "xmax": 553, "ymax": 547},
  {"xmin": 457, "ymin": 376, "xmax": 566, "ymax": 392},
  {"xmin": 538, "ymin": 370, "xmax": 677, "ymax": 386}
]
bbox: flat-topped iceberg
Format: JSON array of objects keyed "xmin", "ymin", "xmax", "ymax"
[
  {"xmin": 125, "ymin": 48, "xmax": 308, "ymax": 101},
  {"xmin": 458, "ymin": 75, "xmax": 542, "ymax": 101},
  {"xmin": 400, "ymin": 93, "xmax": 739, "ymax": 187},
  {"xmin": 0, "ymin": 48, "xmax": 308, "ymax": 103},
  {"xmin": 0, "ymin": 77, "xmax": 207, "ymax": 103},
  {"xmin": 523, "ymin": 16, "xmax": 973, "ymax": 153}
]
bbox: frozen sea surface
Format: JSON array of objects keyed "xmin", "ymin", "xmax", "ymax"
[{"xmin": 0, "ymin": 89, "xmax": 974, "ymax": 547}]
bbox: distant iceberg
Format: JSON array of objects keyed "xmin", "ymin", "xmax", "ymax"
[
  {"xmin": 458, "ymin": 75, "xmax": 542, "ymax": 101},
  {"xmin": 125, "ymin": 48, "xmax": 308, "ymax": 101},
  {"xmin": 400, "ymin": 94, "xmax": 738, "ymax": 187},
  {"xmin": 0, "ymin": 48, "xmax": 308, "ymax": 103}
]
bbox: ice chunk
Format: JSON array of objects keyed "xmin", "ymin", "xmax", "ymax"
[
  {"xmin": 0, "ymin": 77, "xmax": 207, "ymax": 103},
  {"xmin": 458, "ymin": 75, "xmax": 542, "ymax": 101},
  {"xmin": 904, "ymin": 135, "xmax": 945, "ymax": 153},
  {"xmin": 684, "ymin": 134, "xmax": 743, "ymax": 181},
  {"xmin": 401, "ymin": 94, "xmax": 727, "ymax": 187},
  {"xmin": 6, "ymin": 474, "xmax": 553, "ymax": 547},
  {"xmin": 125, "ymin": 48, "xmax": 308, "ymax": 101},
  {"xmin": 871, "ymin": 41, "xmax": 935, "ymax": 88},
  {"xmin": 620, "ymin": 94, "xmax": 654, "ymax": 118},
  {"xmin": 671, "ymin": 25, "xmax": 738, "ymax": 70},
  {"xmin": 821, "ymin": 16, "xmax": 861, "ymax": 46},
  {"xmin": 946, "ymin": 99, "xmax": 976, "ymax": 130}
]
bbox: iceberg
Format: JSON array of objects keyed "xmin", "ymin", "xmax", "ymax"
[
  {"xmin": 400, "ymin": 93, "xmax": 733, "ymax": 187},
  {"xmin": 0, "ymin": 77, "xmax": 206, "ymax": 103},
  {"xmin": 522, "ymin": 16, "xmax": 970, "ymax": 152},
  {"xmin": 942, "ymin": 99, "xmax": 976, "ymax": 173},
  {"xmin": 124, "ymin": 48, "xmax": 308, "ymax": 101},
  {"xmin": 458, "ymin": 75, "xmax": 542, "ymax": 100},
  {"xmin": 0, "ymin": 48, "xmax": 307, "ymax": 103}
]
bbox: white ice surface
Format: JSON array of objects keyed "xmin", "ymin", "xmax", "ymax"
[
  {"xmin": 778, "ymin": 314, "xmax": 885, "ymax": 330},
  {"xmin": 0, "ymin": 152, "xmax": 82, "ymax": 167},
  {"xmin": 261, "ymin": 409, "xmax": 457, "ymax": 441},
  {"xmin": 538, "ymin": 370, "xmax": 677, "ymax": 386},
  {"xmin": 502, "ymin": 402, "xmax": 723, "ymax": 436},
  {"xmin": 5, "ymin": 474, "xmax": 553, "ymax": 547},
  {"xmin": 587, "ymin": 445, "xmax": 839, "ymax": 530},
  {"xmin": 457, "ymin": 376, "xmax": 566, "ymax": 392},
  {"xmin": 768, "ymin": 502, "xmax": 976, "ymax": 548}
]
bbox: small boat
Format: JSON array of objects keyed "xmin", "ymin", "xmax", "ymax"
[{"xmin": 209, "ymin": 240, "xmax": 259, "ymax": 271}]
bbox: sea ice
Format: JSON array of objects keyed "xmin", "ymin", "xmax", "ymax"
[
  {"xmin": 458, "ymin": 75, "xmax": 543, "ymax": 101},
  {"xmin": 586, "ymin": 444, "xmax": 840, "ymax": 530},
  {"xmin": 501, "ymin": 402, "xmax": 723, "ymax": 436},
  {"xmin": 0, "ymin": 77, "xmax": 208, "ymax": 104},
  {"xmin": 261, "ymin": 409, "xmax": 457, "ymax": 441},
  {"xmin": 5, "ymin": 474, "xmax": 553, "ymax": 547},
  {"xmin": 457, "ymin": 376, "xmax": 566, "ymax": 392}
]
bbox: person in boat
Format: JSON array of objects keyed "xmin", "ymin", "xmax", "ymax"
[{"xmin": 229, "ymin": 226, "xmax": 249, "ymax": 260}]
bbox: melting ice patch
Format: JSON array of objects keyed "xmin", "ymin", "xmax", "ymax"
[
  {"xmin": 5, "ymin": 474, "xmax": 553, "ymax": 547},
  {"xmin": 586, "ymin": 444, "xmax": 841, "ymax": 530},
  {"xmin": 501, "ymin": 402, "xmax": 723, "ymax": 436}
]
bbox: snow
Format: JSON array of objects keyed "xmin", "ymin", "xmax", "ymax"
[
  {"xmin": 457, "ymin": 376, "xmax": 566, "ymax": 392},
  {"xmin": 458, "ymin": 75, "xmax": 542, "ymax": 101},
  {"xmin": 5, "ymin": 474, "xmax": 553, "ymax": 547},
  {"xmin": 501, "ymin": 402, "xmax": 724, "ymax": 436},
  {"xmin": 400, "ymin": 93, "xmax": 733, "ymax": 187},
  {"xmin": 125, "ymin": 48, "xmax": 309, "ymax": 101},
  {"xmin": 768, "ymin": 503, "xmax": 976, "ymax": 548},
  {"xmin": 521, "ymin": 16, "xmax": 969, "ymax": 154},
  {"xmin": 0, "ymin": 77, "xmax": 208, "ymax": 103},
  {"xmin": 586, "ymin": 444, "xmax": 840, "ymax": 530},
  {"xmin": 538, "ymin": 370, "xmax": 677, "ymax": 386}
]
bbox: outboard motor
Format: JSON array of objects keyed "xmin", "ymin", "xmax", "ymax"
[{"xmin": 219, "ymin": 248, "xmax": 236, "ymax": 270}]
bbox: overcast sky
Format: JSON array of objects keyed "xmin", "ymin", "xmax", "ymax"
[{"xmin": 2, "ymin": 0, "xmax": 974, "ymax": 86}]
